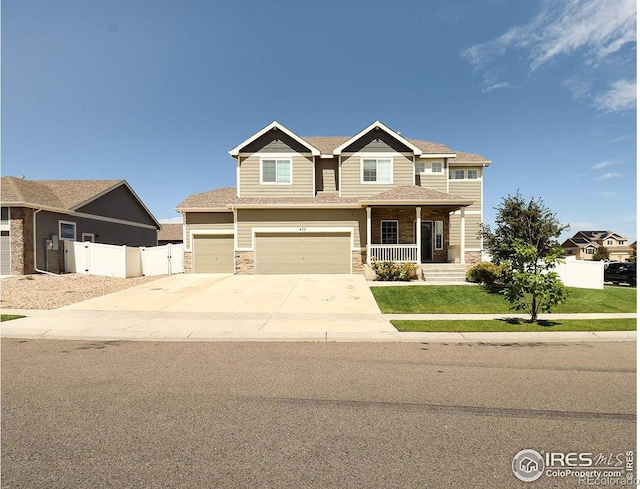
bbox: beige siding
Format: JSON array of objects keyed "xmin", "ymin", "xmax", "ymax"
[
  {"xmin": 449, "ymin": 179, "xmax": 482, "ymax": 212},
  {"xmin": 239, "ymin": 154, "xmax": 314, "ymax": 197},
  {"xmin": 237, "ymin": 208, "xmax": 366, "ymax": 250},
  {"xmin": 255, "ymin": 232, "xmax": 351, "ymax": 274},
  {"xmin": 185, "ymin": 212, "xmax": 234, "ymax": 250},
  {"xmin": 316, "ymin": 158, "xmax": 338, "ymax": 192},
  {"xmin": 416, "ymin": 158, "xmax": 447, "ymax": 192},
  {"xmin": 340, "ymin": 153, "xmax": 414, "ymax": 197},
  {"xmin": 450, "ymin": 213, "xmax": 482, "ymax": 250}
]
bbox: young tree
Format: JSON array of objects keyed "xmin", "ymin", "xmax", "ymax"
[
  {"xmin": 501, "ymin": 240, "xmax": 567, "ymax": 323},
  {"xmin": 481, "ymin": 191, "xmax": 569, "ymax": 263},
  {"xmin": 592, "ymin": 246, "xmax": 610, "ymax": 261},
  {"xmin": 481, "ymin": 192, "xmax": 568, "ymax": 322}
]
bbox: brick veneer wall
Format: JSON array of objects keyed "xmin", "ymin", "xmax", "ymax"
[{"xmin": 371, "ymin": 207, "xmax": 451, "ymax": 262}]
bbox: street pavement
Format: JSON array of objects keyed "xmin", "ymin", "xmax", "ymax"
[{"xmin": 2, "ymin": 339, "xmax": 635, "ymax": 488}]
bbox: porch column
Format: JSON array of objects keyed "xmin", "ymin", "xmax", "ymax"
[
  {"xmin": 366, "ymin": 206, "xmax": 372, "ymax": 264},
  {"xmin": 460, "ymin": 208, "xmax": 466, "ymax": 265},
  {"xmin": 415, "ymin": 207, "xmax": 421, "ymax": 264}
]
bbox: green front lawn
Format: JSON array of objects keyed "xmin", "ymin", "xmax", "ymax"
[
  {"xmin": 392, "ymin": 318, "xmax": 637, "ymax": 332},
  {"xmin": 371, "ymin": 285, "xmax": 637, "ymax": 314},
  {"xmin": 1, "ymin": 314, "xmax": 25, "ymax": 322}
]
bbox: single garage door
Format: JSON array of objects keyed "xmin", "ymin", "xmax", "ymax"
[
  {"xmin": 255, "ymin": 232, "xmax": 351, "ymax": 274},
  {"xmin": 1, "ymin": 232, "xmax": 10, "ymax": 275},
  {"xmin": 193, "ymin": 234, "xmax": 234, "ymax": 273}
]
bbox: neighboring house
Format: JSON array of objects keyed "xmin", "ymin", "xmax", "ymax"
[
  {"xmin": 561, "ymin": 230, "xmax": 633, "ymax": 262},
  {"xmin": 158, "ymin": 223, "xmax": 184, "ymax": 245},
  {"xmin": 176, "ymin": 120, "xmax": 491, "ymax": 275},
  {"xmin": 1, "ymin": 176, "xmax": 160, "ymax": 275}
]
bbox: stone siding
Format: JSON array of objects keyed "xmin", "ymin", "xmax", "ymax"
[
  {"xmin": 184, "ymin": 251, "xmax": 192, "ymax": 272},
  {"xmin": 10, "ymin": 207, "xmax": 35, "ymax": 274},
  {"xmin": 464, "ymin": 251, "xmax": 482, "ymax": 267},
  {"xmin": 235, "ymin": 251, "xmax": 254, "ymax": 274}
]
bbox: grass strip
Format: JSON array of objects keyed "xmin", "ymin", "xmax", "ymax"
[
  {"xmin": 372, "ymin": 285, "xmax": 637, "ymax": 314},
  {"xmin": 1, "ymin": 314, "xmax": 26, "ymax": 322},
  {"xmin": 392, "ymin": 318, "xmax": 637, "ymax": 332}
]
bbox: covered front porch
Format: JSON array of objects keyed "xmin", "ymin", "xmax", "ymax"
[{"xmin": 364, "ymin": 205, "xmax": 469, "ymax": 265}]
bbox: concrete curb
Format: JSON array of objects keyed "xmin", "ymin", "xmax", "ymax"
[{"xmin": 1, "ymin": 308, "xmax": 636, "ymax": 343}]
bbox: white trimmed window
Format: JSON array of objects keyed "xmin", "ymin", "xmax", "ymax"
[
  {"xmin": 261, "ymin": 158, "xmax": 292, "ymax": 184},
  {"xmin": 59, "ymin": 220, "xmax": 77, "ymax": 240},
  {"xmin": 431, "ymin": 162, "xmax": 443, "ymax": 173},
  {"xmin": 451, "ymin": 169, "xmax": 465, "ymax": 180},
  {"xmin": 435, "ymin": 221, "xmax": 443, "ymax": 250},
  {"xmin": 467, "ymin": 169, "xmax": 478, "ymax": 180},
  {"xmin": 362, "ymin": 158, "xmax": 393, "ymax": 184},
  {"xmin": 415, "ymin": 162, "xmax": 426, "ymax": 174},
  {"xmin": 585, "ymin": 247, "xmax": 595, "ymax": 255},
  {"xmin": 381, "ymin": 220, "xmax": 398, "ymax": 244}
]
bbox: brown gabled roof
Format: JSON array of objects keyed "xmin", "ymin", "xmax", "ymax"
[
  {"xmin": 449, "ymin": 151, "xmax": 491, "ymax": 164},
  {"xmin": 177, "ymin": 185, "xmax": 472, "ymax": 210},
  {"xmin": 360, "ymin": 186, "xmax": 472, "ymax": 205},
  {"xmin": 176, "ymin": 187, "xmax": 238, "ymax": 210},
  {"xmin": 1, "ymin": 176, "xmax": 123, "ymax": 210},
  {"xmin": 302, "ymin": 136, "xmax": 458, "ymax": 156},
  {"xmin": 158, "ymin": 223, "xmax": 183, "ymax": 241}
]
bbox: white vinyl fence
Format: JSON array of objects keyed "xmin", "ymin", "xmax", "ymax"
[
  {"xmin": 140, "ymin": 243, "xmax": 184, "ymax": 276},
  {"xmin": 552, "ymin": 256, "xmax": 604, "ymax": 289},
  {"xmin": 64, "ymin": 241, "xmax": 183, "ymax": 278}
]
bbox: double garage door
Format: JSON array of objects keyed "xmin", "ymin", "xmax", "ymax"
[
  {"xmin": 192, "ymin": 231, "xmax": 351, "ymax": 274},
  {"xmin": 255, "ymin": 232, "xmax": 351, "ymax": 274}
]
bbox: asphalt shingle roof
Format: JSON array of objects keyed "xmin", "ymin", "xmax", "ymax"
[{"xmin": 1, "ymin": 176, "xmax": 123, "ymax": 210}]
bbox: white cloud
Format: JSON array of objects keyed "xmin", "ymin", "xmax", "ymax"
[
  {"xmin": 462, "ymin": 0, "xmax": 637, "ymax": 110},
  {"xmin": 159, "ymin": 216, "xmax": 183, "ymax": 224},
  {"xmin": 592, "ymin": 161, "xmax": 618, "ymax": 170},
  {"xmin": 597, "ymin": 172, "xmax": 622, "ymax": 181},
  {"xmin": 593, "ymin": 79, "xmax": 637, "ymax": 112}
]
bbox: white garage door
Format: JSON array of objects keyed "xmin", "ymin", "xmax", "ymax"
[
  {"xmin": 1, "ymin": 232, "xmax": 10, "ymax": 275},
  {"xmin": 193, "ymin": 235, "xmax": 234, "ymax": 273},
  {"xmin": 255, "ymin": 232, "xmax": 351, "ymax": 274}
]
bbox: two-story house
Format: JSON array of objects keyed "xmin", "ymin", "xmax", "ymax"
[
  {"xmin": 562, "ymin": 231, "xmax": 633, "ymax": 262},
  {"xmin": 176, "ymin": 121, "xmax": 491, "ymax": 275}
]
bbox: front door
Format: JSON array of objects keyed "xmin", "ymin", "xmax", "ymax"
[{"xmin": 421, "ymin": 222, "xmax": 433, "ymax": 262}]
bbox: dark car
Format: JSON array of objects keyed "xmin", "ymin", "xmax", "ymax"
[{"xmin": 604, "ymin": 262, "xmax": 636, "ymax": 286}]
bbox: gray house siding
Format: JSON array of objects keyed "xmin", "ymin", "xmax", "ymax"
[
  {"xmin": 35, "ymin": 211, "xmax": 157, "ymax": 272},
  {"xmin": 75, "ymin": 184, "xmax": 157, "ymax": 226},
  {"xmin": 342, "ymin": 130, "xmax": 414, "ymax": 153},
  {"xmin": 241, "ymin": 128, "xmax": 311, "ymax": 154}
]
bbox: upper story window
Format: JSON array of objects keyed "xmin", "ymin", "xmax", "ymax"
[
  {"xmin": 618, "ymin": 240, "xmax": 625, "ymax": 245},
  {"xmin": 449, "ymin": 169, "xmax": 479, "ymax": 180},
  {"xmin": 362, "ymin": 158, "xmax": 393, "ymax": 184},
  {"xmin": 451, "ymin": 169, "xmax": 465, "ymax": 180},
  {"xmin": 432, "ymin": 162, "xmax": 443, "ymax": 173},
  {"xmin": 415, "ymin": 162, "xmax": 426, "ymax": 174},
  {"xmin": 606, "ymin": 239, "xmax": 614, "ymax": 245},
  {"xmin": 261, "ymin": 158, "xmax": 292, "ymax": 184},
  {"xmin": 467, "ymin": 169, "xmax": 478, "ymax": 180}
]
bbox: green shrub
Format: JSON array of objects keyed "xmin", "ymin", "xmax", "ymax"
[
  {"xmin": 371, "ymin": 260, "xmax": 418, "ymax": 281},
  {"xmin": 466, "ymin": 262, "xmax": 507, "ymax": 285}
]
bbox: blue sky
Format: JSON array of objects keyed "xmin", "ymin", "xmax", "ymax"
[{"xmin": 2, "ymin": 0, "xmax": 637, "ymax": 242}]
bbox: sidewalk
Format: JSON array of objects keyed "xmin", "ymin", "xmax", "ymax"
[{"xmin": 1, "ymin": 308, "xmax": 636, "ymax": 343}]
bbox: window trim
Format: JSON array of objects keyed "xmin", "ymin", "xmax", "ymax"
[
  {"xmin": 467, "ymin": 169, "xmax": 478, "ymax": 180},
  {"xmin": 82, "ymin": 233, "xmax": 95, "ymax": 243},
  {"xmin": 361, "ymin": 157, "xmax": 393, "ymax": 184},
  {"xmin": 260, "ymin": 157, "xmax": 293, "ymax": 185},
  {"xmin": 414, "ymin": 162, "xmax": 426, "ymax": 175},
  {"xmin": 431, "ymin": 162, "xmax": 443, "ymax": 173},
  {"xmin": 380, "ymin": 220, "xmax": 399, "ymax": 245},
  {"xmin": 59, "ymin": 220, "xmax": 77, "ymax": 241}
]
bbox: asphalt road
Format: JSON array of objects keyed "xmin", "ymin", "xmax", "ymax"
[{"xmin": 2, "ymin": 340, "xmax": 636, "ymax": 488}]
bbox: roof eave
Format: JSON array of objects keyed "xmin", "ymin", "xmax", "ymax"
[
  {"xmin": 358, "ymin": 199, "xmax": 473, "ymax": 207},
  {"xmin": 332, "ymin": 120, "xmax": 423, "ymax": 156},
  {"xmin": 229, "ymin": 121, "xmax": 321, "ymax": 157}
]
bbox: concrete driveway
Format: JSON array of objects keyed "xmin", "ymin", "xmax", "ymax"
[{"xmin": 63, "ymin": 274, "xmax": 381, "ymax": 315}]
